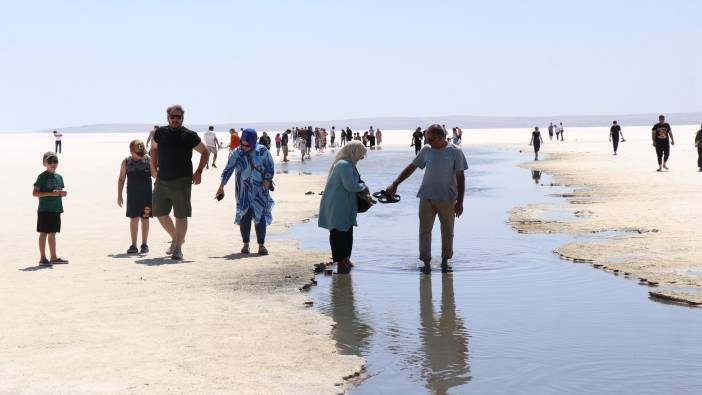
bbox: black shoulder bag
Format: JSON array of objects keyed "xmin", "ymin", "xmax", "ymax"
[{"xmin": 354, "ymin": 166, "xmax": 374, "ymax": 213}]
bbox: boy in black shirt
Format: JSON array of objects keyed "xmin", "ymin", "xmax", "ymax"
[{"xmin": 651, "ymin": 115, "xmax": 675, "ymax": 172}]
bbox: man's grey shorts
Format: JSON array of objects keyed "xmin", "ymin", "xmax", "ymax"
[{"xmin": 152, "ymin": 176, "xmax": 192, "ymax": 218}]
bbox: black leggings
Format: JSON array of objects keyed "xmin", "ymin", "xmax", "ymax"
[
  {"xmin": 655, "ymin": 140, "xmax": 670, "ymax": 165},
  {"xmin": 612, "ymin": 137, "xmax": 619, "ymax": 153},
  {"xmin": 329, "ymin": 228, "xmax": 353, "ymax": 262}
]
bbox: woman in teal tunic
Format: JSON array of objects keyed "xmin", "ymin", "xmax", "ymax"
[{"xmin": 318, "ymin": 141, "xmax": 368, "ymax": 273}]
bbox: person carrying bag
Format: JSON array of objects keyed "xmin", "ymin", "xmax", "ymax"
[{"xmin": 318, "ymin": 141, "xmax": 371, "ymax": 273}]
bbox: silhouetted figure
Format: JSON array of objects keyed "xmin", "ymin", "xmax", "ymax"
[
  {"xmin": 531, "ymin": 169, "xmax": 542, "ymax": 184},
  {"xmin": 529, "ymin": 127, "xmax": 543, "ymax": 161}
]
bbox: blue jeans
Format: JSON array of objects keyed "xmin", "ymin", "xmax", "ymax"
[{"xmin": 239, "ymin": 209, "xmax": 266, "ymax": 244}]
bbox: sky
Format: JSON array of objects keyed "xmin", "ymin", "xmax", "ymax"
[{"xmin": 0, "ymin": 0, "xmax": 700, "ymax": 132}]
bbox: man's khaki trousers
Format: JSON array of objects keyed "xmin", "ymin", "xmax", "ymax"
[{"xmin": 418, "ymin": 199, "xmax": 455, "ymax": 263}]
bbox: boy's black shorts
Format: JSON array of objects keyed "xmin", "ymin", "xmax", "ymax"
[{"xmin": 37, "ymin": 212, "xmax": 61, "ymax": 233}]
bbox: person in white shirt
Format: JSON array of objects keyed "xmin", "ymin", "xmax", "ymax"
[
  {"xmin": 146, "ymin": 125, "xmax": 159, "ymax": 148},
  {"xmin": 203, "ymin": 126, "xmax": 221, "ymax": 169},
  {"xmin": 53, "ymin": 130, "xmax": 63, "ymax": 154}
]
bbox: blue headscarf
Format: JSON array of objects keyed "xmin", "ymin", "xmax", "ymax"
[{"xmin": 241, "ymin": 128, "xmax": 258, "ymax": 153}]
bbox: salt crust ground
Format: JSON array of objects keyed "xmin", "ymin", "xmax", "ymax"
[
  {"xmin": 0, "ymin": 133, "xmax": 363, "ymax": 394},
  {"xmin": 498, "ymin": 125, "xmax": 702, "ymax": 306}
]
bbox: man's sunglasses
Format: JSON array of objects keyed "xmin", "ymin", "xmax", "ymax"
[
  {"xmin": 241, "ymin": 143, "xmax": 251, "ymax": 148},
  {"xmin": 168, "ymin": 114, "xmax": 183, "ymax": 119}
]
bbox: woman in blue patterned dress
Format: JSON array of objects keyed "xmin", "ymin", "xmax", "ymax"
[{"xmin": 216, "ymin": 128, "xmax": 275, "ymax": 255}]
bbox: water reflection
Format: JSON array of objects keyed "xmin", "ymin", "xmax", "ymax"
[
  {"xmin": 330, "ymin": 275, "xmax": 373, "ymax": 355},
  {"xmin": 418, "ymin": 273, "xmax": 471, "ymax": 394},
  {"xmin": 531, "ymin": 169, "xmax": 542, "ymax": 184}
]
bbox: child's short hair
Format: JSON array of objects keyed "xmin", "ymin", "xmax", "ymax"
[
  {"xmin": 43, "ymin": 151, "xmax": 58, "ymax": 163},
  {"xmin": 130, "ymin": 140, "xmax": 147, "ymax": 156}
]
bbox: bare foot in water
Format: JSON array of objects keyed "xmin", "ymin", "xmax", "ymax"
[
  {"xmin": 337, "ymin": 258, "xmax": 352, "ymax": 274},
  {"xmin": 441, "ymin": 259, "xmax": 452, "ymax": 273},
  {"xmin": 420, "ymin": 261, "xmax": 431, "ymax": 274}
]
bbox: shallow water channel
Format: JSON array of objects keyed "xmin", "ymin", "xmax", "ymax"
[{"xmin": 277, "ymin": 147, "xmax": 702, "ymax": 395}]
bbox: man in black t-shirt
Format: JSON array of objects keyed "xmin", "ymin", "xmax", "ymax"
[
  {"xmin": 651, "ymin": 114, "xmax": 675, "ymax": 172},
  {"xmin": 412, "ymin": 127, "xmax": 424, "ymax": 155},
  {"xmin": 609, "ymin": 120, "xmax": 624, "ymax": 155},
  {"xmin": 149, "ymin": 104, "xmax": 209, "ymax": 260}
]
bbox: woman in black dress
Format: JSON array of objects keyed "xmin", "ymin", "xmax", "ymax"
[
  {"xmin": 529, "ymin": 127, "xmax": 544, "ymax": 161},
  {"xmin": 117, "ymin": 140, "xmax": 153, "ymax": 254}
]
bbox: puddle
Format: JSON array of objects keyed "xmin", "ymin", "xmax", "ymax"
[{"xmin": 280, "ymin": 147, "xmax": 702, "ymax": 394}]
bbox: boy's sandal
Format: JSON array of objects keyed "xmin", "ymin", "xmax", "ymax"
[
  {"xmin": 372, "ymin": 190, "xmax": 401, "ymax": 204},
  {"xmin": 39, "ymin": 259, "xmax": 52, "ymax": 266},
  {"xmin": 50, "ymin": 258, "xmax": 69, "ymax": 264},
  {"xmin": 241, "ymin": 245, "xmax": 250, "ymax": 254},
  {"xmin": 258, "ymin": 245, "xmax": 269, "ymax": 256}
]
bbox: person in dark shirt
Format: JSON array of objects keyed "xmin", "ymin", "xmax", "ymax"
[
  {"xmin": 412, "ymin": 127, "xmax": 424, "ymax": 155},
  {"xmin": 694, "ymin": 124, "xmax": 702, "ymax": 171},
  {"xmin": 558, "ymin": 122, "xmax": 565, "ymax": 141},
  {"xmin": 118, "ymin": 140, "xmax": 152, "ymax": 254},
  {"xmin": 149, "ymin": 105, "xmax": 209, "ymax": 260},
  {"xmin": 33, "ymin": 151, "xmax": 68, "ymax": 266},
  {"xmin": 529, "ymin": 127, "xmax": 543, "ymax": 161},
  {"xmin": 305, "ymin": 127, "xmax": 313, "ymax": 158},
  {"xmin": 609, "ymin": 120, "xmax": 624, "ymax": 155},
  {"xmin": 281, "ymin": 130, "xmax": 290, "ymax": 162},
  {"xmin": 258, "ymin": 131, "xmax": 272, "ymax": 150},
  {"xmin": 651, "ymin": 114, "xmax": 675, "ymax": 172}
]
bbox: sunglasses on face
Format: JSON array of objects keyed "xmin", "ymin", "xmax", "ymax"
[
  {"xmin": 47, "ymin": 159, "xmax": 58, "ymax": 164},
  {"xmin": 241, "ymin": 143, "xmax": 251, "ymax": 148},
  {"xmin": 168, "ymin": 114, "xmax": 183, "ymax": 120}
]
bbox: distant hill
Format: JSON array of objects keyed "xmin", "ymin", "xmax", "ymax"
[{"xmin": 24, "ymin": 112, "xmax": 702, "ymax": 134}]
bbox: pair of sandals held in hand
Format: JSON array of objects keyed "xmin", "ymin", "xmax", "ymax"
[{"xmin": 373, "ymin": 190, "xmax": 401, "ymax": 204}]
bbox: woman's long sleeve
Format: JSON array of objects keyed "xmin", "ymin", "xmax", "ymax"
[
  {"xmin": 221, "ymin": 151, "xmax": 240, "ymax": 185},
  {"xmin": 337, "ymin": 162, "xmax": 364, "ymax": 193}
]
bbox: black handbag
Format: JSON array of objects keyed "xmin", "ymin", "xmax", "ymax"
[
  {"xmin": 357, "ymin": 190, "xmax": 373, "ymax": 213},
  {"xmin": 355, "ymin": 169, "xmax": 374, "ymax": 213}
]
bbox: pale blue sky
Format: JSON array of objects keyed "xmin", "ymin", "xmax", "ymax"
[{"xmin": 0, "ymin": 0, "xmax": 700, "ymax": 131}]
